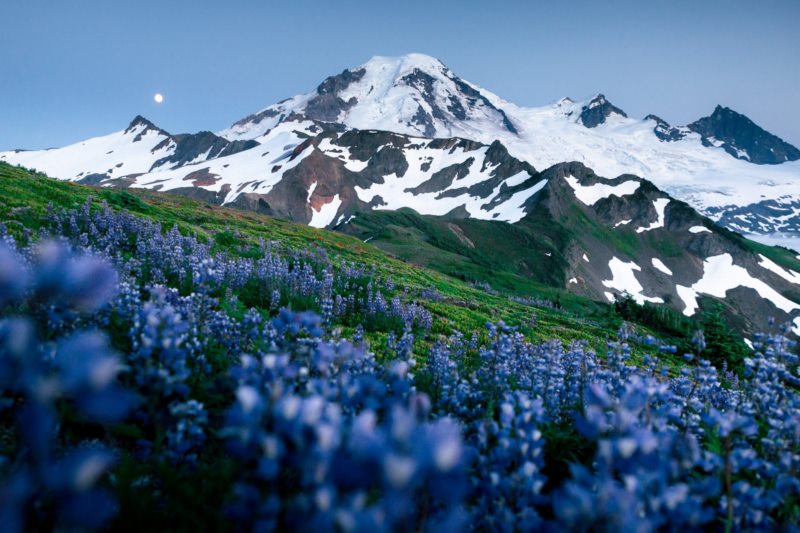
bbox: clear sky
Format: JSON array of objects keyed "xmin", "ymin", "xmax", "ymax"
[{"xmin": 2, "ymin": 0, "xmax": 798, "ymax": 150}]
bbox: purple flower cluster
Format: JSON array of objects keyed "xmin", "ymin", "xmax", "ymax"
[
  {"xmin": 0, "ymin": 199, "xmax": 798, "ymax": 531},
  {"xmin": 0, "ymin": 236, "xmax": 133, "ymax": 532}
]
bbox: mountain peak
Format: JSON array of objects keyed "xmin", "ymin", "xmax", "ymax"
[
  {"xmin": 578, "ymin": 94, "xmax": 627, "ymax": 128},
  {"xmin": 224, "ymin": 53, "xmax": 518, "ymax": 140},
  {"xmin": 125, "ymin": 115, "xmax": 163, "ymax": 135},
  {"xmin": 360, "ymin": 53, "xmax": 448, "ymax": 73},
  {"xmin": 123, "ymin": 115, "xmax": 169, "ymax": 143},
  {"xmin": 645, "ymin": 114, "xmax": 689, "ymax": 142},
  {"xmin": 688, "ymin": 105, "xmax": 800, "ymax": 164}
]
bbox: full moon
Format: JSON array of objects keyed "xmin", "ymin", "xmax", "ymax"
[{"xmin": 154, "ymin": 93, "xmax": 164, "ymax": 104}]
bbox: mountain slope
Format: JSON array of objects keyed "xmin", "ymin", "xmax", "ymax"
[
  {"xmin": 4, "ymin": 117, "xmax": 547, "ymax": 229},
  {"xmin": 1, "ymin": 116, "xmax": 257, "ymax": 186},
  {"xmin": 0, "ymin": 160, "xmax": 624, "ymax": 346},
  {"xmin": 342, "ymin": 162, "xmax": 800, "ymax": 337}
]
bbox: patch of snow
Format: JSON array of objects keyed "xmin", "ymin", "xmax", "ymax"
[
  {"xmin": 614, "ymin": 219, "xmax": 632, "ymax": 227},
  {"xmin": 564, "ymin": 176, "xmax": 640, "ymax": 206},
  {"xmin": 504, "ymin": 170, "xmax": 531, "ymax": 188},
  {"xmin": 602, "ymin": 257, "xmax": 664, "ymax": 305},
  {"xmin": 582, "ymin": 253, "xmax": 590, "ymax": 262},
  {"xmin": 743, "ymin": 338, "xmax": 754, "ymax": 350},
  {"xmin": 569, "ymin": 277, "xmax": 578, "ymax": 284},
  {"xmin": 757, "ymin": 254, "xmax": 800, "ymax": 285},
  {"xmin": 309, "ymin": 194, "xmax": 342, "ymax": 228},
  {"xmin": 651, "ymin": 258, "xmax": 673, "ymax": 276},
  {"xmin": 604, "ymin": 291, "xmax": 615, "ymax": 302},
  {"xmin": 689, "ymin": 225, "xmax": 711, "ymax": 234},
  {"xmin": 318, "ymin": 137, "xmax": 370, "ymax": 172},
  {"xmin": 675, "ymin": 254, "xmax": 800, "ymax": 316},
  {"xmin": 675, "ymin": 285, "xmax": 698, "ymax": 316},
  {"xmin": 636, "ymin": 198, "xmax": 670, "ymax": 233},
  {"xmin": 307, "ymin": 181, "xmax": 318, "ymax": 203}
]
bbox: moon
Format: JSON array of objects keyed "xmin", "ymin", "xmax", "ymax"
[{"xmin": 154, "ymin": 93, "xmax": 164, "ymax": 104}]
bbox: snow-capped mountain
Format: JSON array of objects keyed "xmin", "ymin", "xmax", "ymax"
[
  {"xmin": 2, "ymin": 53, "xmax": 800, "ymax": 333},
  {"xmin": 1, "ymin": 116, "xmax": 257, "ymax": 186},
  {"xmin": 218, "ymin": 53, "xmax": 800, "ymax": 240},
  {"xmin": 221, "ymin": 54, "xmax": 519, "ymax": 143},
  {"xmin": 4, "ymin": 53, "xmax": 799, "ymax": 240}
]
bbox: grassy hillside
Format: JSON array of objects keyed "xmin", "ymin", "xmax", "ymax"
[{"xmin": 0, "ymin": 162, "xmax": 617, "ymax": 348}]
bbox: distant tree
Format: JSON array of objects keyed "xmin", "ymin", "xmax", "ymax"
[{"xmin": 699, "ymin": 304, "xmax": 749, "ymax": 373}]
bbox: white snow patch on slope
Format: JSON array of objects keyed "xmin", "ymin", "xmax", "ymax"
[
  {"xmin": 504, "ymin": 170, "xmax": 531, "ymax": 188},
  {"xmin": 602, "ymin": 257, "xmax": 664, "ymax": 305},
  {"xmin": 317, "ymin": 137, "xmax": 370, "ymax": 172},
  {"xmin": 676, "ymin": 254, "xmax": 800, "ymax": 316},
  {"xmin": 636, "ymin": 198, "xmax": 670, "ymax": 233},
  {"xmin": 307, "ymin": 181, "xmax": 318, "ymax": 203},
  {"xmin": 689, "ymin": 225, "xmax": 711, "ymax": 234},
  {"xmin": 675, "ymin": 285, "xmax": 699, "ymax": 316},
  {"xmin": 582, "ymin": 253, "xmax": 590, "ymax": 262},
  {"xmin": 651, "ymin": 258, "xmax": 673, "ymax": 276},
  {"xmin": 615, "ymin": 219, "xmax": 632, "ymax": 227},
  {"xmin": 757, "ymin": 254, "xmax": 800, "ymax": 285},
  {"xmin": 564, "ymin": 176, "xmax": 640, "ymax": 206},
  {"xmin": 309, "ymin": 194, "xmax": 342, "ymax": 228},
  {"xmin": 487, "ymin": 179, "xmax": 547, "ymax": 223}
]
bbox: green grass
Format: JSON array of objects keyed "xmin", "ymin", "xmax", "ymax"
[
  {"xmin": 0, "ymin": 161, "xmax": 720, "ymax": 374},
  {"xmin": 0, "ymin": 162, "xmax": 620, "ymax": 349},
  {"xmin": 341, "ymin": 207, "xmax": 600, "ymax": 316}
]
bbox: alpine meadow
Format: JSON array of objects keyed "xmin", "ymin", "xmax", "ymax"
[{"xmin": 2, "ymin": 2, "xmax": 800, "ymax": 531}]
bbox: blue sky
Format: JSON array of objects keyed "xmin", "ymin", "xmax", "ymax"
[{"xmin": 2, "ymin": 0, "xmax": 798, "ymax": 149}]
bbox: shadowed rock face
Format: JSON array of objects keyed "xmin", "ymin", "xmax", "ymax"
[
  {"xmin": 151, "ymin": 132, "xmax": 258, "ymax": 170},
  {"xmin": 77, "ymin": 173, "xmax": 110, "ymax": 185},
  {"xmin": 579, "ymin": 95, "xmax": 627, "ymax": 128},
  {"xmin": 405, "ymin": 157, "xmax": 474, "ymax": 194},
  {"xmin": 317, "ymin": 68, "xmax": 367, "ymax": 95},
  {"xmin": 451, "ymin": 77, "xmax": 518, "ymax": 135},
  {"xmin": 347, "ymin": 67, "xmax": 520, "ymax": 138},
  {"xmin": 231, "ymin": 108, "xmax": 280, "ymax": 128},
  {"xmin": 302, "ymin": 68, "xmax": 366, "ymax": 122},
  {"xmin": 645, "ymin": 115, "xmax": 688, "ymax": 142},
  {"xmin": 687, "ymin": 105, "xmax": 800, "ymax": 164}
]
